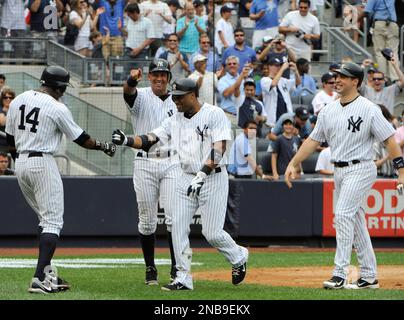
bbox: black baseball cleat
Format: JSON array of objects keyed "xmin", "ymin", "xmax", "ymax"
[
  {"xmin": 145, "ymin": 266, "xmax": 158, "ymax": 285},
  {"xmin": 161, "ymin": 281, "xmax": 191, "ymax": 291},
  {"xmin": 323, "ymin": 276, "xmax": 347, "ymax": 289},
  {"xmin": 170, "ymin": 266, "xmax": 178, "ymax": 282},
  {"xmin": 28, "ymin": 278, "xmax": 59, "ymax": 294},
  {"xmin": 232, "ymin": 262, "xmax": 247, "ymax": 285},
  {"xmin": 346, "ymin": 278, "xmax": 379, "ymax": 289}
]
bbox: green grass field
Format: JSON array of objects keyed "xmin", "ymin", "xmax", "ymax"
[{"xmin": 1, "ymin": 251, "xmax": 404, "ymax": 300}]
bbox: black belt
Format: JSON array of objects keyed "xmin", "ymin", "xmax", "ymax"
[
  {"xmin": 188, "ymin": 167, "xmax": 222, "ymax": 175},
  {"xmin": 136, "ymin": 150, "xmax": 175, "ymax": 159},
  {"xmin": 333, "ymin": 160, "xmax": 360, "ymax": 168},
  {"xmin": 16, "ymin": 152, "xmax": 43, "ymax": 159}
]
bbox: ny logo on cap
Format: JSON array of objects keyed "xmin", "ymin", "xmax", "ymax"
[{"xmin": 157, "ymin": 61, "xmax": 165, "ymax": 67}]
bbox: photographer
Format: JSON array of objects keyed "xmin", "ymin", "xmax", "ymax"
[
  {"xmin": 278, "ymin": 0, "xmax": 320, "ymax": 61},
  {"xmin": 256, "ymin": 34, "xmax": 297, "ymax": 79}
]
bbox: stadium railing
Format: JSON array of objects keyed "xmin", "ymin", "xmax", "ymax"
[{"xmin": 0, "ymin": 37, "xmax": 47, "ymax": 64}]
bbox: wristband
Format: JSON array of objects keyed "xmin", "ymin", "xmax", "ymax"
[
  {"xmin": 126, "ymin": 137, "xmax": 134, "ymax": 147},
  {"xmin": 94, "ymin": 139, "xmax": 102, "ymax": 150},
  {"xmin": 201, "ymin": 165, "xmax": 213, "ymax": 175},
  {"xmin": 393, "ymin": 157, "xmax": 404, "ymax": 170},
  {"xmin": 126, "ymin": 76, "xmax": 138, "ymax": 87}
]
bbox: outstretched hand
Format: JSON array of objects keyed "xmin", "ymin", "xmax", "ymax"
[{"xmin": 112, "ymin": 129, "xmax": 128, "ymax": 145}]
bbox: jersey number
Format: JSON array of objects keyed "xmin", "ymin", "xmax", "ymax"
[{"xmin": 18, "ymin": 105, "xmax": 40, "ymax": 133}]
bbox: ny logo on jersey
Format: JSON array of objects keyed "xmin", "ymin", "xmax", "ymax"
[
  {"xmin": 167, "ymin": 109, "xmax": 174, "ymax": 117},
  {"xmin": 347, "ymin": 116, "xmax": 363, "ymax": 133},
  {"xmin": 196, "ymin": 125, "xmax": 209, "ymax": 141}
]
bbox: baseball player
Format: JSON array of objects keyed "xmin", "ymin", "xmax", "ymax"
[
  {"xmin": 5, "ymin": 66, "xmax": 116, "ymax": 294},
  {"xmin": 113, "ymin": 78, "xmax": 249, "ymax": 291},
  {"xmin": 122, "ymin": 59, "xmax": 181, "ymax": 285},
  {"xmin": 284, "ymin": 62, "xmax": 404, "ymax": 289}
]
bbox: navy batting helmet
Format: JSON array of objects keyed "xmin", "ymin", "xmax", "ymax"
[
  {"xmin": 149, "ymin": 59, "xmax": 172, "ymax": 81},
  {"xmin": 171, "ymin": 78, "xmax": 199, "ymax": 97},
  {"xmin": 40, "ymin": 66, "xmax": 71, "ymax": 90},
  {"xmin": 334, "ymin": 62, "xmax": 364, "ymax": 86}
]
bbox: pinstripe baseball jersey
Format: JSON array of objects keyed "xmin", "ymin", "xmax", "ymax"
[
  {"xmin": 125, "ymin": 87, "xmax": 176, "ymax": 155},
  {"xmin": 310, "ymin": 96, "xmax": 396, "ymax": 162},
  {"xmin": 152, "ymin": 103, "xmax": 231, "ymax": 173},
  {"xmin": 5, "ymin": 90, "xmax": 83, "ymax": 154}
]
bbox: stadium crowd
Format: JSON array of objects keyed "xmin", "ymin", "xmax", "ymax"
[{"xmin": 0, "ymin": 0, "xmax": 403, "ymax": 180}]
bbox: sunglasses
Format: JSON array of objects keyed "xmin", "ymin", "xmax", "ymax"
[
  {"xmin": 326, "ymin": 81, "xmax": 335, "ymax": 85},
  {"xmin": 234, "ymin": 34, "xmax": 244, "ymax": 37},
  {"xmin": 373, "ymin": 77, "xmax": 384, "ymax": 81},
  {"xmin": 2, "ymin": 96, "xmax": 13, "ymax": 100},
  {"xmin": 299, "ymin": 6, "xmax": 309, "ymax": 9},
  {"xmin": 168, "ymin": 39, "xmax": 178, "ymax": 42},
  {"xmin": 227, "ymin": 62, "xmax": 238, "ymax": 66},
  {"xmin": 201, "ymin": 41, "xmax": 210, "ymax": 44}
]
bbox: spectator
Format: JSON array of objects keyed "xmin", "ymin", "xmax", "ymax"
[
  {"xmin": 311, "ymin": 72, "xmax": 338, "ymax": 115},
  {"xmin": 124, "ymin": 3, "xmax": 155, "ymax": 59},
  {"xmin": 89, "ymin": 29, "xmax": 109, "ymax": 59},
  {"xmin": 239, "ymin": 0, "xmax": 254, "ymax": 28},
  {"xmin": 268, "ymin": 107, "xmax": 312, "ymax": 141},
  {"xmin": 360, "ymin": 55, "xmax": 404, "ymax": 115},
  {"xmin": 189, "ymin": 34, "xmax": 221, "ymax": 73},
  {"xmin": 395, "ymin": 123, "xmax": 404, "ymax": 157},
  {"xmin": 365, "ymin": 65, "xmax": 378, "ymax": 87},
  {"xmin": 0, "ymin": 88, "xmax": 15, "ymax": 159},
  {"xmin": 0, "ymin": 75, "xmax": 6, "ymax": 93},
  {"xmin": 159, "ymin": 33, "xmax": 190, "ymax": 82},
  {"xmin": 312, "ymin": 0, "xmax": 325, "ymax": 22},
  {"xmin": 214, "ymin": 5, "xmax": 235, "ymax": 56},
  {"xmin": 188, "ymin": 54, "xmax": 218, "ymax": 105},
  {"xmin": 260, "ymin": 58, "xmax": 301, "ymax": 127},
  {"xmin": 362, "ymin": 0, "xmax": 400, "ymax": 81},
  {"xmin": 375, "ymin": 105, "xmax": 397, "ymax": 177},
  {"xmin": 221, "ymin": 28, "xmax": 257, "ymax": 73},
  {"xmin": 292, "ymin": 57, "xmax": 317, "ymax": 97},
  {"xmin": 315, "ymin": 146, "xmax": 334, "ymax": 175},
  {"xmin": 228, "ymin": 120, "xmax": 271, "ymax": 179},
  {"xmin": 0, "ymin": 152, "xmax": 14, "ymax": 176},
  {"xmin": 97, "ymin": 0, "xmax": 125, "ymax": 60},
  {"xmin": 163, "ymin": 0, "xmax": 181, "ymax": 38},
  {"xmin": 0, "ymin": 0, "xmax": 27, "ymax": 58},
  {"xmin": 249, "ymin": 0, "xmax": 279, "ymax": 50},
  {"xmin": 176, "ymin": 2, "xmax": 207, "ymax": 56},
  {"xmin": 271, "ymin": 115, "xmax": 302, "ymax": 180},
  {"xmin": 139, "ymin": 0, "xmax": 173, "ymax": 57},
  {"xmin": 28, "ymin": 0, "xmax": 64, "ymax": 41},
  {"xmin": 193, "ymin": 0, "xmax": 209, "ymax": 27},
  {"xmin": 237, "ymin": 78, "xmax": 267, "ymax": 138},
  {"xmin": 257, "ymin": 33, "xmax": 297, "ymax": 78},
  {"xmin": 217, "ymin": 55, "xmax": 251, "ymax": 124},
  {"xmin": 279, "ymin": 0, "xmax": 320, "ymax": 61},
  {"xmin": 69, "ymin": 0, "xmax": 103, "ymax": 57}
]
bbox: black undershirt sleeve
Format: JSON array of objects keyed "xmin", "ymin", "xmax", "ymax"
[{"xmin": 74, "ymin": 131, "xmax": 91, "ymax": 146}]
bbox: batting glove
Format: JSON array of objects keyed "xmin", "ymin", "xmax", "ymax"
[
  {"xmin": 187, "ymin": 171, "xmax": 207, "ymax": 198},
  {"xmin": 103, "ymin": 142, "xmax": 116, "ymax": 157},
  {"xmin": 112, "ymin": 129, "xmax": 128, "ymax": 145}
]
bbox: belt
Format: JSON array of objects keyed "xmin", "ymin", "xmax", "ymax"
[
  {"xmin": 136, "ymin": 150, "xmax": 176, "ymax": 159},
  {"xmin": 16, "ymin": 152, "xmax": 43, "ymax": 159},
  {"xmin": 188, "ymin": 167, "xmax": 223, "ymax": 175},
  {"xmin": 374, "ymin": 19, "xmax": 396, "ymax": 23},
  {"xmin": 333, "ymin": 160, "xmax": 360, "ymax": 168}
]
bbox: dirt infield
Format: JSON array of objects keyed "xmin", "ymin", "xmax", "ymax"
[{"xmin": 193, "ymin": 266, "xmax": 404, "ymax": 290}]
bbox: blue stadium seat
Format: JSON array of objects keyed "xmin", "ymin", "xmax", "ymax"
[
  {"xmin": 301, "ymin": 152, "xmax": 320, "ymax": 174},
  {"xmin": 257, "ymin": 151, "xmax": 272, "ymax": 174}
]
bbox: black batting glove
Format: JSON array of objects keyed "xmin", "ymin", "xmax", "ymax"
[
  {"xmin": 112, "ymin": 129, "xmax": 128, "ymax": 146},
  {"xmin": 102, "ymin": 142, "xmax": 116, "ymax": 157}
]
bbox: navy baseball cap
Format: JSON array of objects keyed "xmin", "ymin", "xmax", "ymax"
[
  {"xmin": 295, "ymin": 106, "xmax": 310, "ymax": 120},
  {"xmin": 329, "ymin": 63, "xmax": 340, "ymax": 70},
  {"xmin": 268, "ymin": 57, "xmax": 282, "ymax": 66},
  {"xmin": 321, "ymin": 72, "xmax": 336, "ymax": 83},
  {"xmin": 220, "ymin": 5, "xmax": 232, "ymax": 14}
]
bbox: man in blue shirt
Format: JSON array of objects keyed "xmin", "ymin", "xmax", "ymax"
[
  {"xmin": 97, "ymin": 0, "xmax": 125, "ymax": 59},
  {"xmin": 249, "ymin": 0, "xmax": 279, "ymax": 50},
  {"xmin": 217, "ymin": 55, "xmax": 251, "ymax": 124},
  {"xmin": 362, "ymin": 0, "xmax": 399, "ymax": 81},
  {"xmin": 221, "ymin": 28, "xmax": 257, "ymax": 73},
  {"xmin": 292, "ymin": 58, "xmax": 317, "ymax": 97},
  {"xmin": 267, "ymin": 106, "xmax": 312, "ymax": 143},
  {"xmin": 189, "ymin": 34, "xmax": 221, "ymax": 72}
]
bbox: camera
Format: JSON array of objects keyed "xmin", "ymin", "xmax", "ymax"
[{"xmin": 295, "ymin": 30, "xmax": 305, "ymax": 39}]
